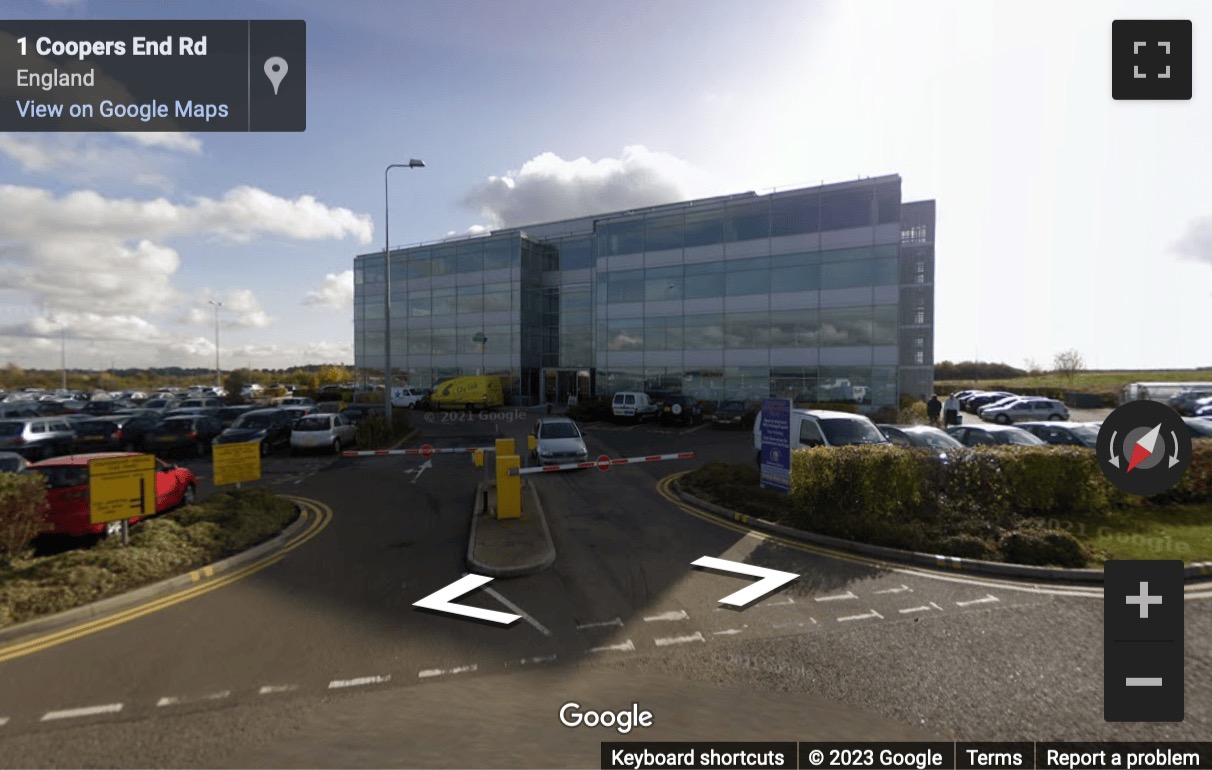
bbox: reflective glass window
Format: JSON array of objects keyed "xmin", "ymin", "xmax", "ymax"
[
  {"xmin": 725, "ymin": 312, "xmax": 770, "ymax": 348},
  {"xmin": 725, "ymin": 269, "xmax": 770, "ymax": 296},
  {"xmin": 726, "ymin": 202, "xmax": 770, "ymax": 242},
  {"xmin": 872, "ymin": 305, "xmax": 897, "ymax": 345},
  {"xmin": 819, "ymin": 307, "xmax": 872, "ymax": 346},
  {"xmin": 483, "ymin": 238, "xmax": 516, "ymax": 270},
  {"xmin": 820, "ymin": 189, "xmax": 874, "ymax": 230},
  {"xmin": 770, "ymin": 309, "xmax": 818, "ymax": 347},
  {"xmin": 431, "ymin": 245, "xmax": 457, "ymax": 276},
  {"xmin": 606, "ymin": 318, "xmax": 644, "ymax": 351},
  {"xmin": 430, "ymin": 328, "xmax": 456, "ymax": 355},
  {"xmin": 645, "ymin": 214, "xmax": 685, "ymax": 251},
  {"xmin": 606, "ymin": 269, "xmax": 644, "ymax": 303},
  {"xmin": 771, "ymin": 264, "xmax": 819, "ymax": 292},
  {"xmin": 456, "ymin": 284, "xmax": 483, "ymax": 314},
  {"xmin": 772, "ymin": 195, "xmax": 820, "ymax": 236},
  {"xmin": 407, "ymin": 290, "xmax": 431, "ymax": 317},
  {"xmin": 683, "ymin": 210, "xmax": 724, "ymax": 247},
  {"xmin": 431, "ymin": 287, "xmax": 457, "ymax": 315},
  {"xmin": 599, "ymin": 219, "xmax": 645, "ymax": 256},
  {"xmin": 683, "ymin": 314, "xmax": 725, "ymax": 350},
  {"xmin": 684, "ymin": 272, "xmax": 724, "ymax": 299},
  {"xmin": 645, "ymin": 266, "xmax": 683, "ymax": 301},
  {"xmin": 557, "ymin": 237, "xmax": 592, "ymax": 270},
  {"xmin": 821, "ymin": 259, "xmax": 876, "ymax": 290},
  {"xmin": 483, "ymin": 286, "xmax": 511, "ymax": 312},
  {"xmin": 456, "ymin": 242, "xmax": 484, "ymax": 273}
]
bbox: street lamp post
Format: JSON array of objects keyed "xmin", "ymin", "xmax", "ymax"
[
  {"xmin": 383, "ymin": 158, "xmax": 426, "ymax": 423},
  {"xmin": 208, "ymin": 299, "xmax": 222, "ymax": 389}
]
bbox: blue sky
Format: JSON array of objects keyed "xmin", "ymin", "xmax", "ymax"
[{"xmin": 1, "ymin": 0, "xmax": 1210, "ymax": 373}]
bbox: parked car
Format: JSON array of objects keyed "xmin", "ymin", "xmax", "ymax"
[
  {"xmin": 1196, "ymin": 403, "xmax": 1212, "ymax": 419},
  {"xmin": 275, "ymin": 396, "xmax": 316, "ymax": 407},
  {"xmin": 340, "ymin": 404, "xmax": 379, "ymax": 424},
  {"xmin": 141, "ymin": 397, "xmax": 178, "ymax": 414},
  {"xmin": 877, "ymin": 424, "xmax": 959, "ymax": 460},
  {"xmin": 217, "ymin": 404, "xmax": 258, "ymax": 428},
  {"xmin": 80, "ymin": 399, "xmax": 133, "ymax": 416},
  {"xmin": 659, "ymin": 394, "xmax": 704, "ymax": 426},
  {"xmin": 0, "ymin": 451, "xmax": 28, "ymax": 473},
  {"xmin": 1169, "ymin": 389, "xmax": 1212, "ymax": 415},
  {"xmin": 145, "ymin": 414, "xmax": 224, "ymax": 457},
  {"xmin": 1017, "ymin": 421, "xmax": 1099, "ymax": 448},
  {"xmin": 531, "ymin": 416, "xmax": 589, "ymax": 465},
  {"xmin": 979, "ymin": 398, "xmax": 1069, "ymax": 424},
  {"xmin": 390, "ymin": 387, "xmax": 427, "ymax": 408},
  {"xmin": 611, "ymin": 391, "xmax": 660, "ymax": 422},
  {"xmin": 711, "ymin": 399, "xmax": 757, "ymax": 429},
  {"xmin": 280, "ymin": 405, "xmax": 319, "ymax": 425},
  {"xmin": 753, "ymin": 408, "xmax": 888, "ymax": 464},
  {"xmin": 1183, "ymin": 417, "xmax": 1212, "ymax": 439},
  {"xmin": 946, "ymin": 424, "xmax": 1047, "ymax": 447},
  {"xmin": 25, "ymin": 452, "xmax": 196, "ymax": 538},
  {"xmin": 290, "ymin": 413, "xmax": 358, "ymax": 455},
  {"xmin": 213, "ymin": 408, "xmax": 295, "ymax": 456},
  {"xmin": 962, "ymin": 392, "xmax": 1018, "ymax": 413},
  {"xmin": 70, "ymin": 413, "xmax": 163, "ymax": 453},
  {"xmin": 0, "ymin": 416, "xmax": 78, "ymax": 460},
  {"xmin": 176, "ymin": 397, "xmax": 224, "ymax": 414}
]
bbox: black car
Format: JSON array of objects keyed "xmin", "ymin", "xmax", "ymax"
[
  {"xmin": 711, "ymin": 399, "xmax": 756, "ymax": 429},
  {"xmin": 217, "ymin": 404, "xmax": 258, "ymax": 429},
  {"xmin": 79, "ymin": 400, "xmax": 133, "ymax": 416},
  {"xmin": 340, "ymin": 404, "xmax": 379, "ymax": 424},
  {"xmin": 658, "ymin": 394, "xmax": 704, "ymax": 426},
  {"xmin": 1017, "ymin": 421, "xmax": 1099, "ymax": 448},
  {"xmin": 213, "ymin": 408, "xmax": 294, "ymax": 456},
  {"xmin": 145, "ymin": 414, "xmax": 224, "ymax": 457},
  {"xmin": 961, "ymin": 392, "xmax": 1017, "ymax": 413},
  {"xmin": 70, "ymin": 413, "xmax": 162, "ymax": 453}
]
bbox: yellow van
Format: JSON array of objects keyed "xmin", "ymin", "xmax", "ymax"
[{"xmin": 428, "ymin": 376, "xmax": 505, "ymax": 411}]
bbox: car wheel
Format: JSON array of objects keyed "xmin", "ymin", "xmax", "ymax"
[
  {"xmin": 182, "ymin": 484, "xmax": 196, "ymax": 506},
  {"xmin": 1049, "ymin": 414, "xmax": 1064, "ymax": 421},
  {"xmin": 995, "ymin": 414, "xmax": 1010, "ymax": 425},
  {"xmin": 332, "ymin": 438, "xmax": 341, "ymax": 454}
]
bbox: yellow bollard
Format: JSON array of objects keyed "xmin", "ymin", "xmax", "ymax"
[
  {"xmin": 495, "ymin": 437, "xmax": 516, "ymax": 457},
  {"xmin": 527, "ymin": 434, "xmax": 536, "ymax": 452},
  {"xmin": 496, "ymin": 454, "xmax": 521, "ymax": 519},
  {"xmin": 472, "ymin": 449, "xmax": 484, "ymax": 468}
]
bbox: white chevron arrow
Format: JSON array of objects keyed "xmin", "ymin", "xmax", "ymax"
[
  {"xmin": 413, "ymin": 574, "xmax": 520, "ymax": 625},
  {"xmin": 692, "ymin": 556, "xmax": 799, "ymax": 607}
]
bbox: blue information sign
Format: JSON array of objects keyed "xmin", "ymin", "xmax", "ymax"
[{"xmin": 759, "ymin": 398, "xmax": 792, "ymax": 493}]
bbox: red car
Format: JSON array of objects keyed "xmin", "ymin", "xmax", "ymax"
[{"xmin": 26, "ymin": 452, "xmax": 197, "ymax": 538}]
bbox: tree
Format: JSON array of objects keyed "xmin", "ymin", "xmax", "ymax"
[
  {"xmin": 1024, "ymin": 358, "xmax": 1044, "ymax": 376},
  {"xmin": 1052, "ymin": 349, "xmax": 1085, "ymax": 385}
]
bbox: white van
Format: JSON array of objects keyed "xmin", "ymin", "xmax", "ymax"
[
  {"xmin": 752, "ymin": 408, "xmax": 888, "ymax": 464},
  {"xmin": 391, "ymin": 387, "xmax": 428, "ymax": 408},
  {"xmin": 611, "ymin": 391, "xmax": 659, "ymax": 421}
]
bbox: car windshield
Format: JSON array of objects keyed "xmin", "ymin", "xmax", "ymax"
[
  {"xmin": 999, "ymin": 429, "xmax": 1046, "ymax": 446},
  {"xmin": 0, "ymin": 456, "xmax": 22, "ymax": 472},
  {"xmin": 539, "ymin": 422, "xmax": 580, "ymax": 439},
  {"xmin": 35, "ymin": 465, "xmax": 91, "ymax": 489},
  {"xmin": 0, "ymin": 422, "xmax": 22, "ymax": 436},
  {"xmin": 294, "ymin": 416, "xmax": 332, "ymax": 431},
  {"xmin": 909, "ymin": 430, "xmax": 963, "ymax": 449},
  {"xmin": 719, "ymin": 401, "xmax": 745, "ymax": 410},
  {"xmin": 233, "ymin": 414, "xmax": 276, "ymax": 429},
  {"xmin": 819, "ymin": 418, "xmax": 887, "ymax": 445},
  {"xmin": 1068, "ymin": 424, "xmax": 1100, "ymax": 446}
]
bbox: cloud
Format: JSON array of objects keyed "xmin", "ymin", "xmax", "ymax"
[
  {"xmin": 116, "ymin": 132, "xmax": 203, "ymax": 154},
  {"xmin": 462, "ymin": 145, "xmax": 711, "ymax": 229},
  {"xmin": 1173, "ymin": 216, "xmax": 1212, "ymax": 267},
  {"xmin": 184, "ymin": 289, "xmax": 273, "ymax": 329},
  {"xmin": 303, "ymin": 270, "xmax": 355, "ymax": 309}
]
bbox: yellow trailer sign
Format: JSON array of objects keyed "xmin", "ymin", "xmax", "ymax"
[
  {"xmin": 89, "ymin": 454, "xmax": 157, "ymax": 524},
  {"xmin": 212, "ymin": 440, "xmax": 262, "ymax": 486}
]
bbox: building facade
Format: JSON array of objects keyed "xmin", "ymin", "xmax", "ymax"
[{"xmin": 353, "ymin": 174, "xmax": 935, "ymax": 411}]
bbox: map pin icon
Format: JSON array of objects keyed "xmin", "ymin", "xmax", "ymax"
[{"xmin": 264, "ymin": 57, "xmax": 288, "ymax": 95}]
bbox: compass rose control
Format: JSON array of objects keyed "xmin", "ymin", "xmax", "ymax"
[{"xmin": 1097, "ymin": 401, "xmax": 1192, "ymax": 496}]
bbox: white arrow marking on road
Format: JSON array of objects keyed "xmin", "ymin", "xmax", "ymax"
[
  {"xmin": 576, "ymin": 617, "xmax": 624, "ymax": 630},
  {"xmin": 814, "ymin": 590, "xmax": 858, "ymax": 602},
  {"xmin": 589, "ymin": 639, "xmax": 636, "ymax": 653},
  {"xmin": 874, "ymin": 584, "xmax": 913, "ymax": 595},
  {"xmin": 413, "ymin": 574, "xmax": 521, "ymax": 625},
  {"xmin": 654, "ymin": 631, "xmax": 706, "ymax": 646},
  {"xmin": 643, "ymin": 609, "xmax": 689, "ymax": 622},
  {"xmin": 481, "ymin": 582, "xmax": 552, "ymax": 637},
  {"xmin": 838, "ymin": 609, "xmax": 883, "ymax": 622},
  {"xmin": 405, "ymin": 458, "xmax": 433, "ymax": 485},
  {"xmin": 691, "ymin": 556, "xmax": 799, "ymax": 607},
  {"xmin": 955, "ymin": 594, "xmax": 1000, "ymax": 607}
]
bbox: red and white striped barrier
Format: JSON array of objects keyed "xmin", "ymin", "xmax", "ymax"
[
  {"xmin": 342, "ymin": 443, "xmax": 495, "ymax": 458},
  {"xmin": 508, "ymin": 451, "xmax": 695, "ymax": 476}
]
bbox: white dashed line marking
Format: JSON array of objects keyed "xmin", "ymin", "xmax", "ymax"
[
  {"xmin": 417, "ymin": 665, "xmax": 477, "ymax": 679},
  {"xmin": 898, "ymin": 605, "xmax": 935, "ymax": 614},
  {"xmin": 328, "ymin": 675, "xmax": 391, "ymax": 689},
  {"xmin": 654, "ymin": 631, "xmax": 706, "ymax": 647},
  {"xmin": 772, "ymin": 621, "xmax": 814, "ymax": 629},
  {"xmin": 956, "ymin": 594, "xmax": 1000, "ymax": 607},
  {"xmin": 838, "ymin": 609, "xmax": 883, "ymax": 622},
  {"xmin": 41, "ymin": 703, "xmax": 123, "ymax": 722},
  {"xmin": 0, "ymin": 717, "xmax": 8, "ymax": 727},
  {"xmin": 589, "ymin": 639, "xmax": 636, "ymax": 653},
  {"xmin": 644, "ymin": 610, "xmax": 689, "ymax": 622},
  {"xmin": 156, "ymin": 691, "xmax": 230, "ymax": 707},
  {"xmin": 712, "ymin": 627, "xmax": 747, "ymax": 635},
  {"xmin": 931, "ymin": 601, "xmax": 943, "ymax": 611},
  {"xmin": 874, "ymin": 584, "xmax": 913, "ymax": 594},
  {"xmin": 815, "ymin": 591, "xmax": 858, "ymax": 602},
  {"xmin": 576, "ymin": 617, "xmax": 623, "ymax": 630},
  {"xmin": 514, "ymin": 655, "xmax": 557, "ymax": 666},
  {"xmin": 258, "ymin": 684, "xmax": 299, "ymax": 695}
]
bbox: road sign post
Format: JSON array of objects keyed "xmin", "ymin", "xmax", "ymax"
[
  {"xmin": 88, "ymin": 454, "xmax": 157, "ymax": 545},
  {"xmin": 212, "ymin": 440, "xmax": 262, "ymax": 487},
  {"xmin": 759, "ymin": 398, "xmax": 792, "ymax": 493}
]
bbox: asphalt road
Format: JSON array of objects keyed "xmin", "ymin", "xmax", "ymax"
[{"xmin": 0, "ymin": 408, "xmax": 1208, "ymax": 768}]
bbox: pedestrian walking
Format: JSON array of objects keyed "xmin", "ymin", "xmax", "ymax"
[
  {"xmin": 927, "ymin": 394, "xmax": 942, "ymax": 427},
  {"xmin": 943, "ymin": 393, "xmax": 960, "ymax": 427}
]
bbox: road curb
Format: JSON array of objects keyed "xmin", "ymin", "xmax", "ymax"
[
  {"xmin": 466, "ymin": 481, "xmax": 556, "ymax": 578},
  {"xmin": 0, "ymin": 503, "xmax": 311, "ymax": 644},
  {"xmin": 671, "ymin": 483, "xmax": 1212, "ymax": 584}
]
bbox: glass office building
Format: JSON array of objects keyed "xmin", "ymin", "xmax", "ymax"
[{"xmin": 353, "ymin": 174, "xmax": 935, "ymax": 411}]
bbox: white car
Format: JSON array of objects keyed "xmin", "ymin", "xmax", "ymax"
[
  {"xmin": 611, "ymin": 391, "xmax": 659, "ymax": 421},
  {"xmin": 290, "ymin": 413, "xmax": 358, "ymax": 454},
  {"xmin": 391, "ymin": 387, "xmax": 427, "ymax": 408},
  {"xmin": 979, "ymin": 397, "xmax": 1069, "ymax": 424},
  {"xmin": 531, "ymin": 417, "xmax": 589, "ymax": 465}
]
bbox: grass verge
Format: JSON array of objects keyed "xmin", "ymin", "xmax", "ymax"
[
  {"xmin": 0, "ymin": 488, "xmax": 298, "ymax": 629},
  {"xmin": 1074, "ymin": 503, "xmax": 1212, "ymax": 564}
]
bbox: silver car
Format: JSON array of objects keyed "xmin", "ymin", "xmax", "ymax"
[
  {"xmin": 0, "ymin": 416, "xmax": 77, "ymax": 460},
  {"xmin": 532, "ymin": 417, "xmax": 589, "ymax": 465},
  {"xmin": 290, "ymin": 413, "xmax": 358, "ymax": 454},
  {"xmin": 979, "ymin": 397, "xmax": 1069, "ymax": 424}
]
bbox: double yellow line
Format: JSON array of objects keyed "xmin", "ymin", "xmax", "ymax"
[{"xmin": 0, "ymin": 496, "xmax": 332, "ymax": 664}]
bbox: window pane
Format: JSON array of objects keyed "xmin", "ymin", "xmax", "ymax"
[
  {"xmin": 431, "ymin": 328, "xmax": 456, "ymax": 355},
  {"xmin": 407, "ymin": 290, "xmax": 431, "ymax": 316},
  {"xmin": 683, "ymin": 211, "xmax": 724, "ymax": 247},
  {"xmin": 456, "ymin": 242, "xmax": 484, "ymax": 273},
  {"xmin": 821, "ymin": 259, "xmax": 876, "ymax": 290},
  {"xmin": 645, "ymin": 214, "xmax": 685, "ymax": 251},
  {"xmin": 684, "ymin": 272, "xmax": 724, "ymax": 299},
  {"xmin": 483, "ymin": 288, "xmax": 511, "ymax": 312},
  {"xmin": 772, "ymin": 195, "xmax": 820, "ymax": 236},
  {"xmin": 871, "ymin": 257, "xmax": 898, "ymax": 285},
  {"xmin": 876, "ymin": 181, "xmax": 901, "ymax": 224},
  {"xmin": 606, "ymin": 318, "xmax": 644, "ymax": 351},
  {"xmin": 456, "ymin": 284, "xmax": 483, "ymax": 313},
  {"xmin": 683, "ymin": 314, "xmax": 724, "ymax": 349},
  {"xmin": 725, "ymin": 269, "xmax": 769, "ymax": 296},
  {"xmin": 819, "ymin": 307, "xmax": 872, "ymax": 346},
  {"xmin": 725, "ymin": 312, "xmax": 769, "ymax": 348},
  {"xmin": 431, "ymin": 287, "xmax": 457, "ymax": 315},
  {"xmin": 771, "ymin": 264, "xmax": 819, "ymax": 292},
  {"xmin": 557, "ymin": 237, "xmax": 592, "ymax": 270},
  {"xmin": 820, "ymin": 188, "xmax": 874, "ymax": 230},
  {"xmin": 483, "ymin": 238, "xmax": 515, "ymax": 270},
  {"xmin": 872, "ymin": 305, "xmax": 897, "ymax": 345},
  {"xmin": 600, "ymin": 219, "xmax": 645, "ymax": 256},
  {"xmin": 726, "ymin": 202, "xmax": 770, "ymax": 242}
]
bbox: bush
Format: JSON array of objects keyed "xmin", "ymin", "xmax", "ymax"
[
  {"xmin": 998, "ymin": 529, "xmax": 1088, "ymax": 567},
  {"xmin": 0, "ymin": 472, "xmax": 49, "ymax": 564},
  {"xmin": 1148, "ymin": 441, "xmax": 1212, "ymax": 505},
  {"xmin": 354, "ymin": 408, "xmax": 414, "ymax": 449},
  {"xmin": 567, "ymin": 396, "xmax": 613, "ymax": 422},
  {"xmin": 938, "ymin": 534, "xmax": 997, "ymax": 560}
]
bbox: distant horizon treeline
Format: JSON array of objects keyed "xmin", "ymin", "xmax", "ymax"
[{"xmin": 0, "ymin": 362, "xmax": 360, "ymax": 393}]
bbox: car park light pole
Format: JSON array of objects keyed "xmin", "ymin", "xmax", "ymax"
[
  {"xmin": 208, "ymin": 299, "xmax": 222, "ymax": 389},
  {"xmin": 383, "ymin": 158, "xmax": 426, "ymax": 423}
]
